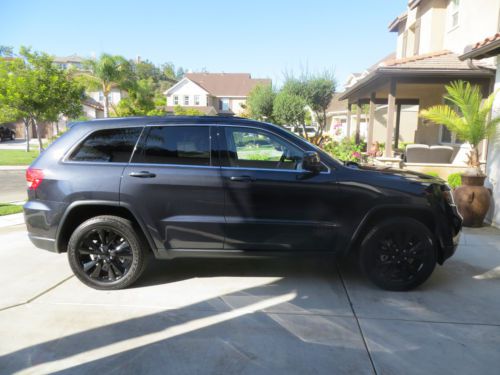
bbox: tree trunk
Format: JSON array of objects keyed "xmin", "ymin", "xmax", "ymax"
[
  {"xmin": 300, "ymin": 123, "xmax": 309, "ymax": 142},
  {"xmin": 24, "ymin": 118, "xmax": 30, "ymax": 153},
  {"xmin": 104, "ymin": 93, "xmax": 109, "ymax": 118},
  {"xmin": 469, "ymin": 145, "xmax": 481, "ymax": 174},
  {"xmin": 33, "ymin": 119, "xmax": 44, "ymax": 152}
]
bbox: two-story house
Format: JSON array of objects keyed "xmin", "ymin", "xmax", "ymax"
[
  {"xmin": 53, "ymin": 55, "xmax": 126, "ymax": 116},
  {"xmin": 164, "ymin": 73, "xmax": 271, "ymax": 116},
  {"xmin": 339, "ymin": 0, "xmax": 498, "ymax": 160}
]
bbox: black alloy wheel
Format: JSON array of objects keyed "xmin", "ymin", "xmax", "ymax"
[
  {"xmin": 359, "ymin": 217, "xmax": 437, "ymax": 291},
  {"xmin": 68, "ymin": 215, "xmax": 148, "ymax": 290}
]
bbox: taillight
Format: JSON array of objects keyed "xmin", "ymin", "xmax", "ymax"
[{"xmin": 26, "ymin": 168, "xmax": 44, "ymax": 190}]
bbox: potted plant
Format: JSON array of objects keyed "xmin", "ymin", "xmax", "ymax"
[{"xmin": 421, "ymin": 81, "xmax": 499, "ymax": 227}]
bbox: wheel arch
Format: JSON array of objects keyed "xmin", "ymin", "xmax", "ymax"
[
  {"xmin": 347, "ymin": 204, "xmax": 446, "ymax": 264},
  {"xmin": 56, "ymin": 200, "xmax": 157, "ymax": 255}
]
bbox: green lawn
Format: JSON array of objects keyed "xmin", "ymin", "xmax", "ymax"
[
  {"xmin": 0, "ymin": 149, "xmax": 40, "ymax": 166},
  {"xmin": 0, "ymin": 203, "xmax": 23, "ymax": 216}
]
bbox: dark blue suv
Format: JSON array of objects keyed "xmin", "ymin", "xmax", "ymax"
[{"xmin": 24, "ymin": 116, "xmax": 462, "ymax": 290}]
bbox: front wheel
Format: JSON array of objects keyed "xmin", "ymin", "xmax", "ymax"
[
  {"xmin": 359, "ymin": 217, "xmax": 437, "ymax": 291},
  {"xmin": 67, "ymin": 215, "xmax": 148, "ymax": 290}
]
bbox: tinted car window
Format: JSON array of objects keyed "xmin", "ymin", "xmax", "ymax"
[
  {"xmin": 69, "ymin": 127, "xmax": 142, "ymax": 162},
  {"xmin": 133, "ymin": 126, "xmax": 210, "ymax": 166},
  {"xmin": 224, "ymin": 127, "xmax": 303, "ymax": 170}
]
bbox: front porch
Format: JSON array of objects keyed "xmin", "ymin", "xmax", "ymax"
[{"xmin": 339, "ymin": 51, "xmax": 495, "ymax": 172}]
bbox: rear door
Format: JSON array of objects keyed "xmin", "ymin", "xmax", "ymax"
[
  {"xmin": 120, "ymin": 124, "xmax": 225, "ymax": 251},
  {"xmin": 218, "ymin": 125, "xmax": 338, "ymax": 252}
]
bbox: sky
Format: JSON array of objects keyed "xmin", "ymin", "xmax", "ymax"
[{"xmin": 1, "ymin": 0, "xmax": 405, "ymax": 89}]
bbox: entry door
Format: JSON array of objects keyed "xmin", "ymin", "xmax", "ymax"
[
  {"xmin": 219, "ymin": 126, "xmax": 338, "ymax": 252},
  {"xmin": 120, "ymin": 125, "xmax": 225, "ymax": 251}
]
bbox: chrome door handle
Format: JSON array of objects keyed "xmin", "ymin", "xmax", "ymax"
[
  {"xmin": 229, "ymin": 176, "xmax": 253, "ymax": 182},
  {"xmin": 129, "ymin": 171, "xmax": 156, "ymax": 178}
]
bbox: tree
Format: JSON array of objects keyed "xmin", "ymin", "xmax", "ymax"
[
  {"xmin": 273, "ymin": 92, "xmax": 307, "ymax": 128},
  {"xmin": 115, "ymin": 78, "xmax": 157, "ymax": 116},
  {"xmin": 420, "ymin": 80, "xmax": 499, "ymax": 173},
  {"xmin": 78, "ymin": 54, "xmax": 133, "ymax": 117},
  {"xmin": 247, "ymin": 84, "xmax": 275, "ymax": 121},
  {"xmin": 0, "ymin": 47, "xmax": 84, "ymax": 151},
  {"xmin": 281, "ymin": 72, "xmax": 336, "ymax": 144}
]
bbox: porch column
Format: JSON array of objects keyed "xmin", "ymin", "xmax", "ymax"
[
  {"xmin": 346, "ymin": 103, "xmax": 352, "ymax": 139},
  {"xmin": 355, "ymin": 100, "xmax": 362, "ymax": 144},
  {"xmin": 367, "ymin": 92, "xmax": 376, "ymax": 152},
  {"xmin": 394, "ymin": 103, "xmax": 402, "ymax": 150},
  {"xmin": 385, "ymin": 79, "xmax": 396, "ymax": 157}
]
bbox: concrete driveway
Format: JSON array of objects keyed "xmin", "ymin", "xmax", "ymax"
[{"xmin": 1, "ymin": 223, "xmax": 500, "ymax": 374}]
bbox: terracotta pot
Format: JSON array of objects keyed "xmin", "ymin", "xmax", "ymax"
[{"xmin": 453, "ymin": 175, "xmax": 491, "ymax": 227}]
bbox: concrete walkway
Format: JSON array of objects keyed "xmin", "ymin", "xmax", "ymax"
[
  {"xmin": 0, "ymin": 170, "xmax": 28, "ymax": 203},
  {"xmin": 0, "ymin": 224, "xmax": 499, "ymax": 374}
]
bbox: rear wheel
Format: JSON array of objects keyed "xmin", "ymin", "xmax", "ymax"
[
  {"xmin": 67, "ymin": 215, "xmax": 148, "ymax": 290},
  {"xmin": 359, "ymin": 217, "xmax": 437, "ymax": 291}
]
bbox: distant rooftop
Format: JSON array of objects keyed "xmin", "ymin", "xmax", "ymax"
[
  {"xmin": 185, "ymin": 73, "xmax": 271, "ymax": 97},
  {"xmin": 53, "ymin": 54, "xmax": 84, "ymax": 64}
]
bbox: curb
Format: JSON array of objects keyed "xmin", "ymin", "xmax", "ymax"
[
  {"xmin": 0, "ymin": 166, "xmax": 29, "ymax": 171},
  {"xmin": 0, "ymin": 213, "xmax": 24, "ymax": 228}
]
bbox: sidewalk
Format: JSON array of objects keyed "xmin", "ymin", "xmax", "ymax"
[
  {"xmin": 0, "ymin": 213, "xmax": 24, "ymax": 228},
  {"xmin": 0, "ymin": 165, "xmax": 29, "ymax": 171}
]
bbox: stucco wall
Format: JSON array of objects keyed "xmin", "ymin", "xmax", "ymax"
[
  {"xmin": 486, "ymin": 59, "xmax": 500, "ymax": 227},
  {"xmin": 166, "ymin": 79, "xmax": 209, "ymax": 107},
  {"xmin": 443, "ymin": 0, "xmax": 500, "ymax": 56}
]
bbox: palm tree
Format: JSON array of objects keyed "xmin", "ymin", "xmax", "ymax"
[
  {"xmin": 420, "ymin": 81, "xmax": 499, "ymax": 174},
  {"xmin": 78, "ymin": 54, "xmax": 132, "ymax": 117}
]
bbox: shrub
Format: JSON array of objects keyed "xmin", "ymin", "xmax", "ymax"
[
  {"xmin": 323, "ymin": 139, "xmax": 364, "ymax": 162},
  {"xmin": 426, "ymin": 171, "xmax": 439, "ymax": 177},
  {"xmin": 447, "ymin": 173, "xmax": 462, "ymax": 189}
]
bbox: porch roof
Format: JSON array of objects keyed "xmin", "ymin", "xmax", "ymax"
[{"xmin": 339, "ymin": 51, "xmax": 494, "ymax": 101}]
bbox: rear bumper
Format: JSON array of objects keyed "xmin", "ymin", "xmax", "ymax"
[
  {"xmin": 27, "ymin": 233, "xmax": 57, "ymax": 252},
  {"xmin": 24, "ymin": 200, "xmax": 67, "ymax": 253}
]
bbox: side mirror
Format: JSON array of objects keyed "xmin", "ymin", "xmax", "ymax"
[{"xmin": 302, "ymin": 151, "xmax": 321, "ymax": 173}]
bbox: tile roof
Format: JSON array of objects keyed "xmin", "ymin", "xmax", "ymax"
[
  {"xmin": 53, "ymin": 54, "xmax": 84, "ymax": 64},
  {"xmin": 380, "ymin": 50, "xmax": 473, "ymax": 70},
  {"xmin": 185, "ymin": 73, "xmax": 271, "ymax": 97},
  {"xmin": 340, "ymin": 50, "xmax": 493, "ymax": 101},
  {"xmin": 460, "ymin": 33, "xmax": 500, "ymax": 60},
  {"xmin": 473, "ymin": 33, "xmax": 500, "ymax": 49},
  {"xmin": 83, "ymin": 97, "xmax": 104, "ymax": 110},
  {"xmin": 326, "ymin": 93, "xmax": 348, "ymax": 113}
]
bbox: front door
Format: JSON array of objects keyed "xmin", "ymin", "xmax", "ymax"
[
  {"xmin": 120, "ymin": 124, "xmax": 225, "ymax": 251},
  {"xmin": 219, "ymin": 125, "xmax": 338, "ymax": 252}
]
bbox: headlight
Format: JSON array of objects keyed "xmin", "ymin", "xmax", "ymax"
[{"xmin": 442, "ymin": 184, "xmax": 455, "ymax": 206}]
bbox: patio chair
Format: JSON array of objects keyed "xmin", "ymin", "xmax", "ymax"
[
  {"xmin": 405, "ymin": 144, "xmax": 430, "ymax": 163},
  {"xmin": 429, "ymin": 145, "xmax": 453, "ymax": 164}
]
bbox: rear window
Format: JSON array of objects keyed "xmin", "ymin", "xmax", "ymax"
[
  {"xmin": 132, "ymin": 126, "xmax": 210, "ymax": 166},
  {"xmin": 69, "ymin": 127, "xmax": 142, "ymax": 163}
]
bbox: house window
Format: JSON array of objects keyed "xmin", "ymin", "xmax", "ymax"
[
  {"xmin": 439, "ymin": 98, "xmax": 463, "ymax": 145},
  {"xmin": 98, "ymin": 92, "xmax": 104, "ymax": 102},
  {"xmin": 413, "ymin": 20, "xmax": 421, "ymax": 55},
  {"xmin": 173, "ymin": 95, "xmax": 179, "ymax": 105},
  {"xmin": 450, "ymin": 0, "xmax": 460, "ymax": 29},
  {"xmin": 439, "ymin": 126, "xmax": 463, "ymax": 145},
  {"xmin": 194, "ymin": 95, "xmax": 200, "ymax": 105},
  {"xmin": 402, "ymin": 31, "xmax": 408, "ymax": 58},
  {"xmin": 184, "ymin": 95, "xmax": 189, "ymax": 105},
  {"xmin": 219, "ymin": 98, "xmax": 229, "ymax": 111}
]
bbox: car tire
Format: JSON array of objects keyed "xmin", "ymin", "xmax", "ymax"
[
  {"xmin": 67, "ymin": 215, "xmax": 149, "ymax": 290},
  {"xmin": 359, "ymin": 217, "xmax": 437, "ymax": 291}
]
